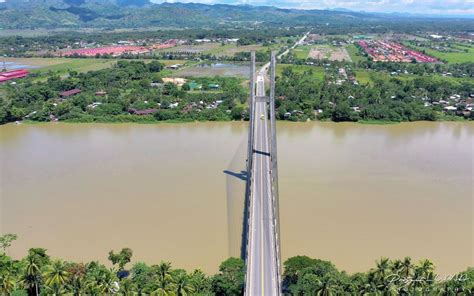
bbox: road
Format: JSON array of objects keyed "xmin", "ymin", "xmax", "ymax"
[
  {"xmin": 245, "ymin": 74, "xmax": 279, "ymax": 296},
  {"xmin": 260, "ymin": 31, "xmax": 310, "ymax": 73}
]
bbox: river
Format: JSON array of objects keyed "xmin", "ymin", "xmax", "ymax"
[{"xmin": 0, "ymin": 122, "xmax": 472, "ymax": 276}]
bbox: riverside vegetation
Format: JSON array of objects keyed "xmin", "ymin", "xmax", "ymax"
[
  {"xmin": 0, "ymin": 235, "xmax": 472, "ymax": 295},
  {"xmin": 1, "ymin": 58, "xmax": 473, "ymax": 125}
]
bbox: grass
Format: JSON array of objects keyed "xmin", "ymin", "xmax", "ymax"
[
  {"xmin": 355, "ymin": 70, "xmax": 373, "ymax": 85},
  {"xmin": 4, "ymin": 57, "xmax": 189, "ymax": 76},
  {"xmin": 403, "ymin": 43, "xmax": 474, "ymax": 64},
  {"xmin": 277, "ymin": 64, "xmax": 325, "ymax": 81},
  {"xmin": 345, "ymin": 44, "xmax": 368, "ymax": 63},
  {"xmin": 292, "ymin": 45, "xmax": 311, "ymax": 59},
  {"xmin": 2, "ymin": 58, "xmax": 118, "ymax": 74}
]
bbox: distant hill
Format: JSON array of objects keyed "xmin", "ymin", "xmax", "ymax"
[{"xmin": 0, "ymin": 0, "xmax": 472, "ymax": 30}]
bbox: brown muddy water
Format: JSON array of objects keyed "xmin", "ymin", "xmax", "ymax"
[{"xmin": 0, "ymin": 122, "xmax": 472, "ymax": 276}]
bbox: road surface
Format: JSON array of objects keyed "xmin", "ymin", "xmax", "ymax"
[{"xmin": 245, "ymin": 75, "xmax": 279, "ymax": 296}]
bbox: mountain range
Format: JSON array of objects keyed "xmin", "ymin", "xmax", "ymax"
[{"xmin": 0, "ymin": 0, "xmax": 472, "ymax": 30}]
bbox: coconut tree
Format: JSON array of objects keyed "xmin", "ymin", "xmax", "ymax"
[
  {"xmin": 189, "ymin": 269, "xmax": 212, "ymax": 294},
  {"xmin": 0, "ymin": 272, "xmax": 16, "ymax": 296},
  {"xmin": 174, "ymin": 272, "xmax": 194, "ymax": 296},
  {"xmin": 43, "ymin": 260, "xmax": 69, "ymax": 295},
  {"xmin": 21, "ymin": 255, "xmax": 42, "ymax": 296},
  {"xmin": 316, "ymin": 276, "xmax": 339, "ymax": 296},
  {"xmin": 400, "ymin": 257, "xmax": 413, "ymax": 279},
  {"xmin": 374, "ymin": 258, "xmax": 392, "ymax": 284}
]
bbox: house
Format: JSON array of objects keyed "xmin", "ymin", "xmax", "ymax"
[
  {"xmin": 167, "ymin": 64, "xmax": 182, "ymax": 70},
  {"xmin": 150, "ymin": 82, "xmax": 164, "ymax": 88},
  {"xmin": 87, "ymin": 102, "xmax": 103, "ymax": 109},
  {"xmin": 95, "ymin": 91, "xmax": 107, "ymax": 96},
  {"xmin": 208, "ymin": 83, "xmax": 220, "ymax": 90},
  {"xmin": 60, "ymin": 89, "xmax": 81, "ymax": 98},
  {"xmin": 443, "ymin": 106, "xmax": 457, "ymax": 111},
  {"xmin": 0, "ymin": 69, "xmax": 29, "ymax": 83}
]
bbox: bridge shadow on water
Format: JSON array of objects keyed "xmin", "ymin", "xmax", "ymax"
[{"xmin": 223, "ymin": 169, "xmax": 250, "ymax": 260}]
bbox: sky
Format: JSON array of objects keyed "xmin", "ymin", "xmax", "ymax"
[{"xmin": 153, "ymin": 0, "xmax": 474, "ymax": 15}]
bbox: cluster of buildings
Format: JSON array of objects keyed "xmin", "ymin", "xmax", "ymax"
[
  {"xmin": 0, "ymin": 69, "xmax": 29, "ymax": 83},
  {"xmin": 62, "ymin": 45, "xmax": 150, "ymax": 57},
  {"xmin": 424, "ymin": 94, "xmax": 474, "ymax": 118},
  {"xmin": 357, "ymin": 40, "xmax": 438, "ymax": 63}
]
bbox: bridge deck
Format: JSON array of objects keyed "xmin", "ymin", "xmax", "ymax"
[{"xmin": 245, "ymin": 75, "xmax": 279, "ymax": 296}]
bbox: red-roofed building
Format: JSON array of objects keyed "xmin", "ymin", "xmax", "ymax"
[
  {"xmin": 60, "ymin": 89, "xmax": 81, "ymax": 98},
  {"xmin": 0, "ymin": 69, "xmax": 29, "ymax": 83}
]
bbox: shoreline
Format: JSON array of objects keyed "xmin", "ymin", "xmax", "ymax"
[{"xmin": 2, "ymin": 117, "xmax": 470, "ymax": 126}]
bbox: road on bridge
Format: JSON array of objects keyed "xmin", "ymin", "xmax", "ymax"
[{"xmin": 245, "ymin": 73, "xmax": 279, "ymax": 296}]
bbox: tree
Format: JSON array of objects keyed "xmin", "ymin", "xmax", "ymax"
[
  {"xmin": 174, "ymin": 272, "xmax": 194, "ymax": 296},
  {"xmin": 332, "ymin": 101, "xmax": 358, "ymax": 122},
  {"xmin": 283, "ymin": 256, "xmax": 321, "ymax": 287},
  {"xmin": 0, "ymin": 272, "xmax": 16, "ymax": 296},
  {"xmin": 21, "ymin": 248, "xmax": 50, "ymax": 296},
  {"xmin": 43, "ymin": 260, "xmax": 69, "ymax": 295},
  {"xmin": 108, "ymin": 248, "xmax": 133, "ymax": 271},
  {"xmin": 211, "ymin": 258, "xmax": 244, "ymax": 296},
  {"xmin": 0, "ymin": 234, "xmax": 17, "ymax": 253},
  {"xmin": 189, "ymin": 269, "xmax": 212, "ymax": 295},
  {"xmin": 148, "ymin": 61, "xmax": 165, "ymax": 72}
]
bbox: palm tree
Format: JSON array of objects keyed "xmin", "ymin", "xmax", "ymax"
[
  {"xmin": 189, "ymin": 269, "xmax": 210, "ymax": 294},
  {"xmin": 174, "ymin": 273, "xmax": 194, "ymax": 296},
  {"xmin": 21, "ymin": 255, "xmax": 42, "ymax": 296},
  {"xmin": 119, "ymin": 278, "xmax": 137, "ymax": 296},
  {"xmin": 375, "ymin": 258, "xmax": 391, "ymax": 284},
  {"xmin": 156, "ymin": 262, "xmax": 172, "ymax": 282},
  {"xmin": 43, "ymin": 260, "xmax": 70, "ymax": 295},
  {"xmin": 400, "ymin": 257, "xmax": 413, "ymax": 278},
  {"xmin": 316, "ymin": 277, "xmax": 339, "ymax": 296},
  {"xmin": 418, "ymin": 259, "xmax": 435, "ymax": 277},
  {"xmin": 0, "ymin": 272, "xmax": 16, "ymax": 296}
]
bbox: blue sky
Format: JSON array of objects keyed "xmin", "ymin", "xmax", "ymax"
[{"xmin": 153, "ymin": 0, "xmax": 474, "ymax": 15}]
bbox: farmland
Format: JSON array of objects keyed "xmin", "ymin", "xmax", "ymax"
[
  {"xmin": 406, "ymin": 44, "xmax": 474, "ymax": 64},
  {"xmin": 345, "ymin": 44, "xmax": 368, "ymax": 63},
  {"xmin": 277, "ymin": 64, "xmax": 325, "ymax": 81},
  {"xmin": 3, "ymin": 57, "xmax": 189, "ymax": 76},
  {"xmin": 4, "ymin": 58, "xmax": 118, "ymax": 74},
  {"xmin": 292, "ymin": 45, "xmax": 312, "ymax": 59},
  {"xmin": 173, "ymin": 62, "xmax": 250, "ymax": 78}
]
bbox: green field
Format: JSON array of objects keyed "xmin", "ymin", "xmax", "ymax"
[
  {"xmin": 404, "ymin": 43, "xmax": 474, "ymax": 64},
  {"xmin": 277, "ymin": 64, "xmax": 325, "ymax": 80},
  {"xmin": 425, "ymin": 47, "xmax": 474, "ymax": 64},
  {"xmin": 4, "ymin": 58, "xmax": 189, "ymax": 75},
  {"xmin": 345, "ymin": 44, "xmax": 368, "ymax": 63},
  {"xmin": 292, "ymin": 45, "xmax": 312, "ymax": 59}
]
